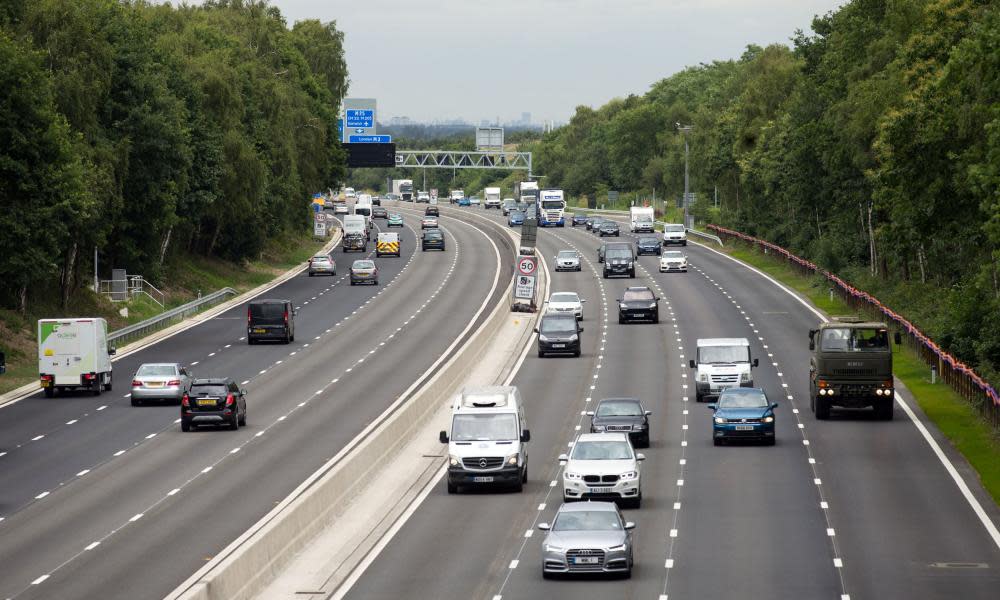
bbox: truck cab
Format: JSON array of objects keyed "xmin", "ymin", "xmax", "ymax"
[
  {"xmin": 809, "ymin": 319, "xmax": 898, "ymax": 420},
  {"xmin": 689, "ymin": 338, "xmax": 758, "ymax": 402},
  {"xmin": 440, "ymin": 386, "xmax": 530, "ymax": 493}
]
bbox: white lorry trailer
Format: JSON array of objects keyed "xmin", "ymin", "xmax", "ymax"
[
  {"xmin": 484, "ymin": 187, "xmax": 502, "ymax": 209},
  {"xmin": 392, "ymin": 179, "xmax": 414, "ymax": 202},
  {"xmin": 514, "ymin": 181, "xmax": 539, "ymax": 206},
  {"xmin": 38, "ymin": 318, "xmax": 115, "ymax": 397},
  {"xmin": 630, "ymin": 206, "xmax": 655, "ymax": 233}
]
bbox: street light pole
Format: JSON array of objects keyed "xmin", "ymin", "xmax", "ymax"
[{"xmin": 676, "ymin": 123, "xmax": 693, "ymax": 228}]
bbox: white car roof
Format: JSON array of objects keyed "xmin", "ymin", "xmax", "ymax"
[
  {"xmin": 696, "ymin": 338, "xmax": 750, "ymax": 347},
  {"xmin": 575, "ymin": 432, "xmax": 629, "ymax": 443}
]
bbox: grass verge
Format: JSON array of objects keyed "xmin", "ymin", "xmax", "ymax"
[
  {"xmin": 717, "ymin": 240, "xmax": 1000, "ymax": 506},
  {"xmin": 0, "ymin": 233, "xmax": 326, "ymax": 396}
]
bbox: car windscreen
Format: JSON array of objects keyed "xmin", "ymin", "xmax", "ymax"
[
  {"xmin": 571, "ymin": 440, "xmax": 632, "ymax": 460},
  {"xmin": 353, "ymin": 261, "xmax": 374, "ymax": 269},
  {"xmin": 137, "ymin": 365, "xmax": 177, "ymax": 377},
  {"xmin": 190, "ymin": 384, "xmax": 228, "ymax": 397},
  {"xmin": 698, "ymin": 345, "xmax": 750, "ymax": 363},
  {"xmin": 550, "ymin": 293, "xmax": 579, "ymax": 303},
  {"xmin": 596, "ymin": 400, "xmax": 643, "ymax": 417},
  {"xmin": 557, "ymin": 251, "xmax": 577, "ymax": 259},
  {"xmin": 622, "ymin": 290, "xmax": 654, "ymax": 301},
  {"xmin": 250, "ymin": 303, "xmax": 285, "ymax": 322},
  {"xmin": 821, "ymin": 328, "xmax": 888, "ymax": 352},
  {"xmin": 451, "ymin": 413, "xmax": 518, "ymax": 441},
  {"xmin": 665, "ymin": 224, "xmax": 685, "ymax": 232},
  {"xmin": 606, "ymin": 249, "xmax": 632, "ymax": 260},
  {"xmin": 639, "ymin": 238, "xmax": 658, "ymax": 245},
  {"xmin": 718, "ymin": 391, "xmax": 769, "ymax": 408},
  {"xmin": 540, "ymin": 317, "xmax": 577, "ymax": 334},
  {"xmin": 553, "ymin": 510, "xmax": 622, "ymax": 532},
  {"xmin": 663, "ymin": 251, "xmax": 684, "ymax": 258}
]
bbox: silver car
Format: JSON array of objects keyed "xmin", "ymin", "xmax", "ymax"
[
  {"xmin": 554, "ymin": 250, "xmax": 582, "ymax": 272},
  {"xmin": 350, "ymin": 259, "xmax": 379, "ymax": 285},
  {"xmin": 308, "ymin": 253, "xmax": 336, "ymax": 276},
  {"xmin": 539, "ymin": 501, "xmax": 635, "ymax": 578},
  {"xmin": 130, "ymin": 363, "xmax": 192, "ymax": 406}
]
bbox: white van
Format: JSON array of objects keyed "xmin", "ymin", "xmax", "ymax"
[
  {"xmin": 342, "ymin": 214, "xmax": 368, "ymax": 251},
  {"xmin": 663, "ymin": 223, "xmax": 687, "ymax": 246},
  {"xmin": 439, "ymin": 386, "xmax": 530, "ymax": 493},
  {"xmin": 630, "ymin": 206, "xmax": 655, "ymax": 233},
  {"xmin": 38, "ymin": 318, "xmax": 115, "ymax": 397},
  {"xmin": 688, "ymin": 338, "xmax": 759, "ymax": 402}
]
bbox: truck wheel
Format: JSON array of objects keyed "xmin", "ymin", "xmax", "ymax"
[
  {"xmin": 875, "ymin": 399, "xmax": 894, "ymax": 420},
  {"xmin": 104, "ymin": 374, "xmax": 112, "ymax": 392},
  {"xmin": 44, "ymin": 387, "xmax": 55, "ymax": 398},
  {"xmin": 814, "ymin": 395, "xmax": 831, "ymax": 420}
]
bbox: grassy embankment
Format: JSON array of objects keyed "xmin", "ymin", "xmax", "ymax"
[
  {"xmin": 722, "ymin": 243, "xmax": 1000, "ymax": 506},
  {"xmin": 0, "ymin": 234, "xmax": 325, "ymax": 396}
]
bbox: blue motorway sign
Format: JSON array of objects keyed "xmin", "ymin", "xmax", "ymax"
[
  {"xmin": 348, "ymin": 135, "xmax": 392, "ymax": 143},
  {"xmin": 345, "ymin": 109, "xmax": 374, "ymax": 128},
  {"xmin": 337, "ymin": 118, "xmax": 344, "ymax": 141}
]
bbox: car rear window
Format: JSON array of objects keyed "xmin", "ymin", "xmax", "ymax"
[
  {"xmin": 137, "ymin": 365, "xmax": 176, "ymax": 377},
  {"xmin": 622, "ymin": 289, "xmax": 654, "ymax": 301},
  {"xmin": 190, "ymin": 384, "xmax": 228, "ymax": 396},
  {"xmin": 354, "ymin": 260, "xmax": 375, "ymax": 269},
  {"xmin": 250, "ymin": 303, "xmax": 285, "ymax": 318},
  {"xmin": 425, "ymin": 231, "xmax": 443, "ymax": 239}
]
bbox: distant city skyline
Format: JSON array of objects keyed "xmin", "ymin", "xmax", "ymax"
[{"xmin": 255, "ymin": 0, "xmax": 846, "ymax": 123}]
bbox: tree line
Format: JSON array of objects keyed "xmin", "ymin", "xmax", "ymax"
[
  {"xmin": 534, "ymin": 0, "xmax": 1000, "ymax": 383},
  {"xmin": 0, "ymin": 0, "xmax": 347, "ymax": 312}
]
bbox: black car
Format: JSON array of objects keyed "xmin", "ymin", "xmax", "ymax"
[
  {"xmin": 636, "ymin": 236, "xmax": 662, "ymax": 256},
  {"xmin": 603, "ymin": 246, "xmax": 636, "ymax": 278},
  {"xmin": 181, "ymin": 377, "xmax": 247, "ymax": 431},
  {"xmin": 598, "ymin": 221, "xmax": 621, "ymax": 237},
  {"xmin": 372, "ymin": 206, "xmax": 388, "ymax": 219},
  {"xmin": 247, "ymin": 299, "xmax": 295, "ymax": 344},
  {"xmin": 588, "ymin": 398, "xmax": 652, "ymax": 448},
  {"xmin": 618, "ymin": 286, "xmax": 659, "ymax": 323},
  {"xmin": 371, "ymin": 196, "xmax": 381, "ymax": 206},
  {"xmin": 535, "ymin": 313, "xmax": 584, "ymax": 358},
  {"xmin": 571, "ymin": 214, "xmax": 589, "ymax": 227},
  {"xmin": 422, "ymin": 229, "xmax": 446, "ymax": 251},
  {"xmin": 425, "ymin": 205, "xmax": 440, "ymax": 217}
]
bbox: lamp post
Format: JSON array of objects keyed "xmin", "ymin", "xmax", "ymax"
[{"xmin": 676, "ymin": 123, "xmax": 693, "ymax": 228}]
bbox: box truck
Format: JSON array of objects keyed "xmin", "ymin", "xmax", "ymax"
[
  {"xmin": 38, "ymin": 318, "xmax": 115, "ymax": 397},
  {"xmin": 630, "ymin": 206, "xmax": 655, "ymax": 233}
]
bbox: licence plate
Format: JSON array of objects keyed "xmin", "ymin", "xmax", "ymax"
[
  {"xmin": 735, "ymin": 425, "xmax": 754, "ymax": 431},
  {"xmin": 40, "ymin": 380, "xmax": 50, "ymax": 388},
  {"xmin": 573, "ymin": 556, "xmax": 600, "ymax": 564},
  {"xmin": 472, "ymin": 476, "xmax": 494, "ymax": 483},
  {"xmin": 551, "ymin": 344, "xmax": 566, "ymax": 348},
  {"xmin": 253, "ymin": 328, "xmax": 266, "ymax": 334},
  {"xmin": 197, "ymin": 398, "xmax": 217, "ymax": 407},
  {"xmin": 590, "ymin": 487, "xmax": 612, "ymax": 494},
  {"xmin": 147, "ymin": 382, "xmax": 164, "ymax": 388}
]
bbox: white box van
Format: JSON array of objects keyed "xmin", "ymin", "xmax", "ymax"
[
  {"xmin": 342, "ymin": 214, "xmax": 368, "ymax": 252},
  {"xmin": 38, "ymin": 318, "xmax": 115, "ymax": 397},
  {"xmin": 688, "ymin": 338, "xmax": 758, "ymax": 402},
  {"xmin": 439, "ymin": 386, "xmax": 530, "ymax": 493},
  {"xmin": 630, "ymin": 207, "xmax": 655, "ymax": 233}
]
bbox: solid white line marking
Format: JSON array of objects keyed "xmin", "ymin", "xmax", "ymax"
[
  {"xmin": 146, "ymin": 433, "xmax": 156, "ymax": 439},
  {"xmin": 202, "ymin": 466, "xmax": 212, "ymax": 474}
]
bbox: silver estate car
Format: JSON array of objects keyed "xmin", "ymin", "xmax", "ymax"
[
  {"xmin": 539, "ymin": 501, "xmax": 635, "ymax": 578},
  {"xmin": 130, "ymin": 363, "xmax": 192, "ymax": 406}
]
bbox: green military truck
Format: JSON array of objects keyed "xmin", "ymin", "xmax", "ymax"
[{"xmin": 808, "ymin": 318, "xmax": 900, "ymax": 420}]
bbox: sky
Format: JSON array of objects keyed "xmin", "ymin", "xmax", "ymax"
[{"xmin": 262, "ymin": 0, "xmax": 846, "ymax": 124}]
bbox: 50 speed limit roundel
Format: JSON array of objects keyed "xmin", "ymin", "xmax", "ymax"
[{"xmin": 517, "ymin": 257, "xmax": 537, "ymax": 276}]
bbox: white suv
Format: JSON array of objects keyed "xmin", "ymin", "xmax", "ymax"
[
  {"xmin": 662, "ymin": 223, "xmax": 687, "ymax": 246},
  {"xmin": 559, "ymin": 433, "xmax": 644, "ymax": 508}
]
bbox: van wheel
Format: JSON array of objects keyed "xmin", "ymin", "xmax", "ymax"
[
  {"xmin": 44, "ymin": 387, "xmax": 55, "ymax": 398},
  {"xmin": 447, "ymin": 481, "xmax": 458, "ymax": 494},
  {"xmin": 512, "ymin": 479, "xmax": 523, "ymax": 492},
  {"xmin": 537, "ymin": 350, "xmax": 545, "ymax": 358}
]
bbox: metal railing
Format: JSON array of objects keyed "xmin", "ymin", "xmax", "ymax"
[
  {"xmin": 98, "ymin": 276, "xmax": 166, "ymax": 307},
  {"xmin": 708, "ymin": 224, "xmax": 1000, "ymax": 430},
  {"xmin": 108, "ymin": 287, "xmax": 238, "ymax": 346}
]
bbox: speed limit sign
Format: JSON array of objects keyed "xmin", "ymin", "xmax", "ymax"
[{"xmin": 517, "ymin": 256, "xmax": 537, "ymax": 276}]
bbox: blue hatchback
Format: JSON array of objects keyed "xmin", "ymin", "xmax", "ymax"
[
  {"xmin": 709, "ymin": 388, "xmax": 777, "ymax": 445},
  {"xmin": 457, "ymin": 197, "xmax": 471, "ymax": 207},
  {"xmin": 508, "ymin": 211, "xmax": 525, "ymax": 226}
]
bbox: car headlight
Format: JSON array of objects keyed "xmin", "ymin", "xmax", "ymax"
[
  {"xmin": 648, "ymin": 303, "xmax": 657, "ymax": 309},
  {"xmin": 714, "ymin": 417, "xmax": 727, "ymax": 424},
  {"xmin": 607, "ymin": 544, "xmax": 627, "ymax": 552},
  {"xmin": 506, "ymin": 454, "xmax": 519, "ymax": 466},
  {"xmin": 449, "ymin": 455, "xmax": 461, "ymax": 466},
  {"xmin": 592, "ymin": 425, "xmax": 606, "ymax": 432},
  {"xmin": 538, "ymin": 334, "xmax": 549, "ymax": 342},
  {"xmin": 564, "ymin": 471, "xmax": 582, "ymax": 480},
  {"xmin": 545, "ymin": 544, "xmax": 565, "ymax": 553},
  {"xmin": 569, "ymin": 334, "xmax": 579, "ymax": 341},
  {"xmin": 620, "ymin": 471, "xmax": 639, "ymax": 481},
  {"xmin": 763, "ymin": 416, "xmax": 774, "ymax": 423},
  {"xmin": 699, "ymin": 373, "xmax": 709, "ymax": 382},
  {"xmin": 740, "ymin": 372, "xmax": 751, "ymax": 382}
]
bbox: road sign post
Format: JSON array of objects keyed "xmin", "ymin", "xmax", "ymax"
[{"xmin": 512, "ymin": 255, "xmax": 538, "ymax": 312}]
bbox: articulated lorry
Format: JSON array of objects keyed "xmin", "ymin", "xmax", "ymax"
[
  {"xmin": 392, "ymin": 179, "xmax": 414, "ymax": 202},
  {"xmin": 808, "ymin": 318, "xmax": 900, "ymax": 420},
  {"xmin": 537, "ymin": 189, "xmax": 566, "ymax": 227},
  {"xmin": 514, "ymin": 181, "xmax": 539, "ymax": 206}
]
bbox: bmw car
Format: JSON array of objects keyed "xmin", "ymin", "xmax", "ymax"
[
  {"xmin": 588, "ymin": 398, "xmax": 651, "ymax": 448},
  {"xmin": 554, "ymin": 250, "xmax": 582, "ymax": 271},
  {"xmin": 710, "ymin": 387, "xmax": 777, "ymax": 445},
  {"xmin": 636, "ymin": 237, "xmax": 662, "ymax": 256},
  {"xmin": 618, "ymin": 286, "xmax": 659, "ymax": 323},
  {"xmin": 539, "ymin": 501, "xmax": 635, "ymax": 578},
  {"xmin": 559, "ymin": 432, "xmax": 644, "ymax": 507}
]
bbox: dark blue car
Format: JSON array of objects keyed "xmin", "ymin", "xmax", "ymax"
[
  {"xmin": 508, "ymin": 210, "xmax": 525, "ymax": 227},
  {"xmin": 571, "ymin": 214, "xmax": 589, "ymax": 227},
  {"xmin": 709, "ymin": 387, "xmax": 777, "ymax": 445}
]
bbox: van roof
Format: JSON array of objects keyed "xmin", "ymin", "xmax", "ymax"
[
  {"xmin": 455, "ymin": 386, "xmax": 520, "ymax": 411},
  {"xmin": 696, "ymin": 338, "xmax": 750, "ymax": 347},
  {"xmin": 250, "ymin": 299, "xmax": 289, "ymax": 305}
]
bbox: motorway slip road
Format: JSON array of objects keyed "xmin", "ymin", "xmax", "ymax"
[
  {"xmin": 339, "ymin": 208, "xmax": 1000, "ymax": 600},
  {"xmin": 0, "ymin": 212, "xmax": 514, "ymax": 600}
]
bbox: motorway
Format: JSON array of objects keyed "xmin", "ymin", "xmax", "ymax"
[
  {"xmin": 342, "ymin": 207, "xmax": 1000, "ymax": 600},
  {"xmin": 0, "ymin": 209, "xmax": 514, "ymax": 599}
]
